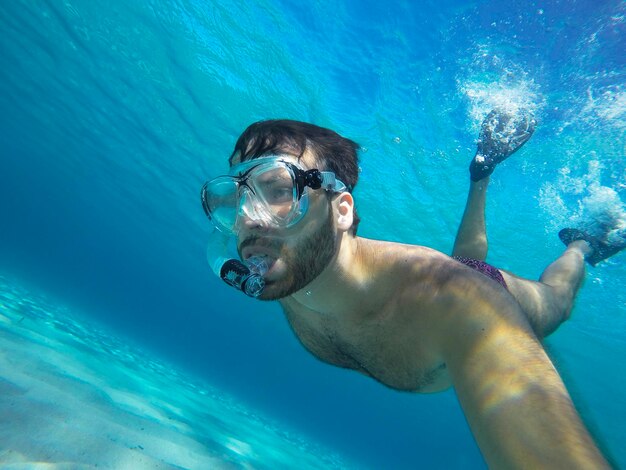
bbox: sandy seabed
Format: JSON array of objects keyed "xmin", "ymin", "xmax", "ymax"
[{"xmin": 0, "ymin": 277, "xmax": 348, "ymax": 469}]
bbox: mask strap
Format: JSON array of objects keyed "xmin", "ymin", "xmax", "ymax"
[{"xmin": 320, "ymin": 172, "xmax": 347, "ymax": 193}]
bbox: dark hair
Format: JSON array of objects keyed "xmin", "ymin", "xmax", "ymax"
[{"xmin": 230, "ymin": 119, "xmax": 361, "ymax": 235}]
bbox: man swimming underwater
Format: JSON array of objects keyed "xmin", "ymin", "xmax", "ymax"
[{"xmin": 200, "ymin": 110, "xmax": 625, "ymax": 467}]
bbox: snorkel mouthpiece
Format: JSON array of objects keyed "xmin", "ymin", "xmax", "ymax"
[
  {"xmin": 219, "ymin": 256, "xmax": 267, "ymax": 298},
  {"xmin": 206, "ymin": 228, "xmax": 267, "ymax": 298}
]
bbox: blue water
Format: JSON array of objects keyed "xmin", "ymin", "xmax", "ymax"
[{"xmin": 1, "ymin": 0, "xmax": 624, "ymax": 468}]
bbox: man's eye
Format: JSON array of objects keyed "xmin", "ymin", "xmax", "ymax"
[{"xmin": 268, "ymin": 187, "xmax": 292, "ymax": 201}]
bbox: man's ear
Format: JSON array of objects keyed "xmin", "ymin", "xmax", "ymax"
[{"xmin": 335, "ymin": 192, "xmax": 354, "ymax": 232}]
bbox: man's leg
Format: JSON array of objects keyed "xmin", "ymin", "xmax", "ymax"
[
  {"xmin": 452, "ymin": 108, "xmax": 536, "ymax": 260},
  {"xmin": 505, "ymin": 228, "xmax": 626, "ymax": 338},
  {"xmin": 454, "ymin": 110, "xmax": 625, "ymax": 339},
  {"xmin": 452, "ymin": 177, "xmax": 489, "ymax": 260},
  {"xmin": 502, "ymin": 240, "xmax": 591, "ymax": 338},
  {"xmin": 450, "ymin": 107, "xmax": 583, "ymax": 338}
]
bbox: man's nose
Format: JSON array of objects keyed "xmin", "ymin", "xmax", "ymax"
[
  {"xmin": 237, "ymin": 214, "xmax": 268, "ymax": 231},
  {"xmin": 236, "ymin": 193, "xmax": 269, "ymax": 231}
]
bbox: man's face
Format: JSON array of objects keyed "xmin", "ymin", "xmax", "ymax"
[{"xmin": 232, "ymin": 150, "xmax": 338, "ymax": 300}]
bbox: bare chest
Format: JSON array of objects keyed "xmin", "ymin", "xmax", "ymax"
[{"xmin": 284, "ymin": 304, "xmax": 451, "ymax": 393}]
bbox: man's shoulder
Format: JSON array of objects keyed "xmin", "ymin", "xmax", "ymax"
[
  {"xmin": 359, "ymin": 237, "xmax": 467, "ymax": 279},
  {"xmin": 358, "ymin": 237, "xmax": 450, "ymax": 264},
  {"xmin": 362, "ymin": 239, "xmax": 515, "ymax": 311},
  {"xmin": 356, "ymin": 237, "xmax": 519, "ymax": 317}
]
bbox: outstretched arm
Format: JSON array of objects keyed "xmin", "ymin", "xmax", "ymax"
[{"xmin": 433, "ymin": 281, "xmax": 609, "ymax": 468}]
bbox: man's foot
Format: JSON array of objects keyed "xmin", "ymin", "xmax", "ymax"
[
  {"xmin": 558, "ymin": 228, "xmax": 626, "ymax": 267},
  {"xmin": 470, "ymin": 108, "xmax": 537, "ymax": 182}
]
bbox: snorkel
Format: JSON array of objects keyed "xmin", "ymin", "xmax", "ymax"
[{"xmin": 206, "ymin": 228, "xmax": 268, "ymax": 298}]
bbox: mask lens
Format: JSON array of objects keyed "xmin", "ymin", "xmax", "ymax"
[
  {"xmin": 249, "ymin": 165, "xmax": 297, "ymax": 222},
  {"xmin": 203, "ymin": 177, "xmax": 239, "ymax": 232}
]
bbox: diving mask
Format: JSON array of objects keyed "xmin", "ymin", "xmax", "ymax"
[{"xmin": 200, "ymin": 156, "xmax": 347, "ymax": 234}]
